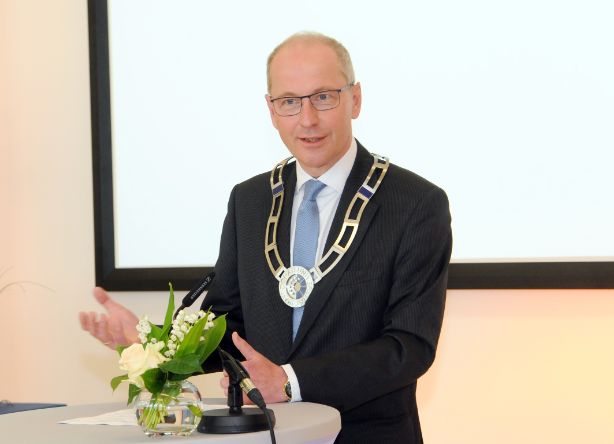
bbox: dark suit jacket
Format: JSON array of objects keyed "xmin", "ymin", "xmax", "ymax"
[{"xmin": 203, "ymin": 141, "xmax": 452, "ymax": 443}]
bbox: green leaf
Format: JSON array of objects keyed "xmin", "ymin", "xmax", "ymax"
[
  {"xmin": 148, "ymin": 322, "xmax": 163, "ymax": 341},
  {"xmin": 159, "ymin": 354, "xmax": 202, "ymax": 375},
  {"xmin": 188, "ymin": 404, "xmax": 202, "ymax": 418},
  {"xmin": 174, "ymin": 315, "xmax": 208, "ymax": 358},
  {"xmin": 195, "ymin": 314, "xmax": 226, "ymax": 364},
  {"xmin": 127, "ymin": 384, "xmax": 142, "ymax": 405},
  {"xmin": 161, "ymin": 283, "xmax": 175, "ymax": 336},
  {"xmin": 115, "ymin": 345, "xmax": 128, "ymax": 356},
  {"xmin": 110, "ymin": 374, "xmax": 128, "ymax": 391},
  {"xmin": 142, "ymin": 368, "xmax": 166, "ymax": 394},
  {"xmin": 167, "ymin": 372, "xmax": 192, "ymax": 381}
]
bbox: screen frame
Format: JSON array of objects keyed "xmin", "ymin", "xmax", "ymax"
[{"xmin": 88, "ymin": 0, "xmax": 614, "ymax": 291}]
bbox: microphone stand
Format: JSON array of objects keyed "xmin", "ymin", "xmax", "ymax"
[
  {"xmin": 168, "ymin": 275, "xmax": 275, "ymax": 441},
  {"xmin": 198, "ymin": 351, "xmax": 276, "ymax": 442}
]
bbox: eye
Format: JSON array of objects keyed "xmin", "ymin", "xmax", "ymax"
[
  {"xmin": 280, "ymin": 97, "xmax": 298, "ymax": 107},
  {"xmin": 315, "ymin": 93, "xmax": 332, "ymax": 101}
]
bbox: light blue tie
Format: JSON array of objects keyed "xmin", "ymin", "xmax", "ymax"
[{"xmin": 292, "ymin": 179, "xmax": 326, "ymax": 340}]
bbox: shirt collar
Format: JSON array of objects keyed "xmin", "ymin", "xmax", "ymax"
[{"xmin": 295, "ymin": 138, "xmax": 357, "ymax": 194}]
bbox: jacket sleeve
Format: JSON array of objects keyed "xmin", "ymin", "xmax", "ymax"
[{"xmin": 200, "ymin": 186, "xmax": 245, "ymax": 372}]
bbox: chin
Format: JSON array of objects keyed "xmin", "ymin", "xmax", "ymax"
[{"xmin": 293, "ymin": 150, "xmax": 325, "ymax": 166}]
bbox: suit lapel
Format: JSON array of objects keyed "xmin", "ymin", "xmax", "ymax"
[
  {"xmin": 323, "ymin": 143, "xmax": 373, "ymax": 253},
  {"xmin": 288, "ymin": 143, "xmax": 379, "ymax": 357}
]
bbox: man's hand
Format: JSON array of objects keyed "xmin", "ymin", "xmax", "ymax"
[
  {"xmin": 220, "ymin": 332, "xmax": 289, "ymax": 404},
  {"xmin": 79, "ymin": 287, "xmax": 139, "ymax": 350}
]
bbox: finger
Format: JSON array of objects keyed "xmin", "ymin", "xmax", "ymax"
[
  {"xmin": 231, "ymin": 332, "xmax": 259, "ymax": 360},
  {"xmin": 95, "ymin": 314, "xmax": 113, "ymax": 346},
  {"xmin": 94, "ymin": 313, "xmax": 107, "ymax": 337},
  {"xmin": 93, "ymin": 287, "xmax": 111, "ymax": 307},
  {"xmin": 107, "ymin": 314, "xmax": 126, "ymax": 344},
  {"xmin": 78, "ymin": 312, "xmax": 91, "ymax": 331},
  {"xmin": 220, "ymin": 376, "xmax": 229, "ymax": 389},
  {"xmin": 94, "ymin": 287, "xmax": 121, "ymax": 314},
  {"xmin": 220, "ymin": 374, "xmax": 230, "ymax": 396},
  {"xmin": 82, "ymin": 311, "xmax": 99, "ymax": 333}
]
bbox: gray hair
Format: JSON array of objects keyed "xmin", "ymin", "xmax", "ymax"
[{"xmin": 266, "ymin": 31, "xmax": 355, "ymax": 93}]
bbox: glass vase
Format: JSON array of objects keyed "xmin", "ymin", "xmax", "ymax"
[{"xmin": 133, "ymin": 379, "xmax": 203, "ymax": 437}]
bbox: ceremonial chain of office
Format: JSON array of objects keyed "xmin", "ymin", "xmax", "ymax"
[{"xmin": 265, "ymin": 153, "xmax": 390, "ymax": 308}]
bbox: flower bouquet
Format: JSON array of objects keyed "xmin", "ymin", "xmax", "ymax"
[{"xmin": 111, "ymin": 284, "xmax": 226, "ymax": 436}]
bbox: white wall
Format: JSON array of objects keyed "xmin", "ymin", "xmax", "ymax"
[
  {"xmin": 0, "ymin": 0, "xmax": 12, "ymax": 296},
  {"xmin": 1, "ymin": 1, "xmax": 613, "ymax": 443},
  {"xmin": 0, "ymin": 0, "xmax": 175, "ymax": 404},
  {"xmin": 419, "ymin": 290, "xmax": 614, "ymax": 443}
]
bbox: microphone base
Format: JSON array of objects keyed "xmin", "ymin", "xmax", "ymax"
[{"xmin": 197, "ymin": 408, "xmax": 275, "ymax": 434}]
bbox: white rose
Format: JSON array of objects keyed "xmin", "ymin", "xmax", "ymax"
[{"xmin": 118, "ymin": 342, "xmax": 168, "ymax": 388}]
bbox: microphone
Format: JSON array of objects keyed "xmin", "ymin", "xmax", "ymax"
[
  {"xmin": 219, "ymin": 349, "xmax": 266, "ymax": 409},
  {"xmin": 198, "ymin": 348, "xmax": 276, "ymax": 441},
  {"xmin": 173, "ymin": 272, "xmax": 215, "ymax": 319}
]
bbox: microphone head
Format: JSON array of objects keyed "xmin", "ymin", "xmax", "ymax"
[{"xmin": 181, "ymin": 272, "xmax": 215, "ymax": 307}]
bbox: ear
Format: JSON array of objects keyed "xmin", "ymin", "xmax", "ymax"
[
  {"xmin": 350, "ymin": 82, "xmax": 362, "ymax": 119},
  {"xmin": 265, "ymin": 94, "xmax": 279, "ymax": 129}
]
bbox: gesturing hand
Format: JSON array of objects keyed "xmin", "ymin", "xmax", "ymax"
[
  {"xmin": 79, "ymin": 287, "xmax": 139, "ymax": 350},
  {"xmin": 220, "ymin": 332, "xmax": 289, "ymax": 404}
]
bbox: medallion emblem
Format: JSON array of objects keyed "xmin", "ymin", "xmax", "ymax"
[{"xmin": 279, "ymin": 266, "xmax": 314, "ymax": 308}]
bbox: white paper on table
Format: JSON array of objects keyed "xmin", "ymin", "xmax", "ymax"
[{"xmin": 58, "ymin": 404, "xmax": 228, "ymax": 426}]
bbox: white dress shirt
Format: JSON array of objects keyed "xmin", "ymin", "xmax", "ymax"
[{"xmin": 281, "ymin": 138, "xmax": 358, "ymax": 402}]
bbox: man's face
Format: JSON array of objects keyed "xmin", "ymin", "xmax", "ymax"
[{"xmin": 266, "ymin": 42, "xmax": 362, "ymax": 178}]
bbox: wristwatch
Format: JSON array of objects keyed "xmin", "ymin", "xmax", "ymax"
[{"xmin": 283, "ymin": 380, "xmax": 292, "ymax": 401}]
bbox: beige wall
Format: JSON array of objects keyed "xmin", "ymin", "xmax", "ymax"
[{"xmin": 1, "ymin": 1, "xmax": 613, "ymax": 443}]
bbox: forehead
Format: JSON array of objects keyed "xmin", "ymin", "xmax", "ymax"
[{"xmin": 269, "ymin": 41, "xmax": 346, "ymax": 96}]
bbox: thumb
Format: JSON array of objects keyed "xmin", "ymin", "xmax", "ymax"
[
  {"xmin": 93, "ymin": 287, "xmax": 120, "ymax": 312},
  {"xmin": 232, "ymin": 332, "xmax": 259, "ymax": 360},
  {"xmin": 93, "ymin": 287, "xmax": 111, "ymax": 306}
]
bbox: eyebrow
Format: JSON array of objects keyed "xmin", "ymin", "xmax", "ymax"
[{"xmin": 272, "ymin": 86, "xmax": 338, "ymax": 98}]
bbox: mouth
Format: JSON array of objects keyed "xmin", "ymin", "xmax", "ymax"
[{"xmin": 299, "ymin": 136, "xmax": 326, "ymax": 144}]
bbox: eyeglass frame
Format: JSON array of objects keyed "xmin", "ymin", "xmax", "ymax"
[{"xmin": 268, "ymin": 83, "xmax": 355, "ymax": 117}]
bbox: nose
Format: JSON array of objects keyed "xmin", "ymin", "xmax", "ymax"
[{"xmin": 299, "ymin": 97, "xmax": 319, "ymax": 127}]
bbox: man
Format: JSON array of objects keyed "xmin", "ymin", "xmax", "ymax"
[{"xmin": 81, "ymin": 32, "xmax": 452, "ymax": 443}]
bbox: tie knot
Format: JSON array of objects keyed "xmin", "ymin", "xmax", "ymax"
[{"xmin": 303, "ymin": 180, "xmax": 326, "ymax": 201}]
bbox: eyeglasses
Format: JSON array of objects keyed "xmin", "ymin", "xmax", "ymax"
[{"xmin": 269, "ymin": 83, "xmax": 355, "ymax": 117}]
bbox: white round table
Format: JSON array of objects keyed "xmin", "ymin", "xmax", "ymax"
[{"xmin": 0, "ymin": 400, "xmax": 340, "ymax": 444}]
